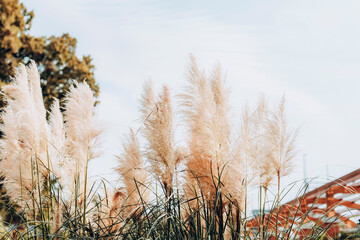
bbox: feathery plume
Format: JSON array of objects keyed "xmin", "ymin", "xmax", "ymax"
[
  {"xmin": 0, "ymin": 63, "xmax": 48, "ymax": 217},
  {"xmin": 63, "ymin": 81, "xmax": 102, "ymax": 211},
  {"xmin": 64, "ymin": 82, "xmax": 100, "ymax": 166},
  {"xmin": 209, "ymin": 64, "xmax": 231, "ymax": 169},
  {"xmin": 180, "ymin": 56, "xmax": 216, "ymax": 203},
  {"xmin": 229, "ymin": 105, "xmax": 251, "ymax": 211},
  {"xmin": 116, "ymin": 130, "xmax": 148, "ymax": 216},
  {"xmin": 249, "ymin": 96, "xmax": 274, "ymax": 190},
  {"xmin": 48, "ymin": 98, "xmax": 65, "ymax": 178},
  {"xmin": 27, "ymin": 60, "xmax": 48, "ymax": 148},
  {"xmin": 180, "ymin": 56, "xmax": 232, "ymax": 205},
  {"xmin": 140, "ymin": 80, "xmax": 155, "ymax": 119},
  {"xmin": 266, "ymin": 96, "xmax": 297, "ymax": 179},
  {"xmin": 266, "ymin": 96, "xmax": 297, "ymax": 238},
  {"xmin": 140, "ymin": 83, "xmax": 176, "ymax": 196}
]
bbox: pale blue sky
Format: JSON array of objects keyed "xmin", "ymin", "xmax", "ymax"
[{"xmin": 23, "ymin": 0, "xmax": 360, "ymax": 200}]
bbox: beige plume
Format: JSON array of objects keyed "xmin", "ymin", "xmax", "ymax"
[
  {"xmin": 0, "ymin": 63, "xmax": 48, "ymax": 217},
  {"xmin": 140, "ymin": 83, "xmax": 176, "ymax": 196},
  {"xmin": 116, "ymin": 130, "xmax": 149, "ymax": 216},
  {"xmin": 266, "ymin": 96, "xmax": 297, "ymax": 179},
  {"xmin": 64, "ymin": 81, "xmax": 102, "ymax": 206},
  {"xmin": 180, "ymin": 56, "xmax": 232, "ymax": 205}
]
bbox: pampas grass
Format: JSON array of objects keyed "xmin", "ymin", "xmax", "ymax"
[
  {"xmin": 180, "ymin": 56, "xmax": 232, "ymax": 208},
  {"xmin": 249, "ymin": 96, "xmax": 273, "ymax": 191},
  {"xmin": 116, "ymin": 130, "xmax": 148, "ymax": 216},
  {"xmin": 1, "ymin": 58, "xmax": 347, "ymax": 240},
  {"xmin": 64, "ymin": 81, "xmax": 102, "ymax": 229},
  {"xmin": 64, "ymin": 81, "xmax": 102, "ymax": 188},
  {"xmin": 140, "ymin": 82, "xmax": 177, "ymax": 197},
  {"xmin": 230, "ymin": 105, "xmax": 250, "ymax": 215},
  {"xmin": 48, "ymin": 99, "xmax": 65, "ymax": 180},
  {"xmin": 0, "ymin": 61, "xmax": 103, "ymax": 237},
  {"xmin": 0, "ymin": 62, "xmax": 49, "ymax": 219},
  {"xmin": 266, "ymin": 96, "xmax": 297, "ymax": 180},
  {"xmin": 266, "ymin": 96, "xmax": 298, "ymax": 238}
]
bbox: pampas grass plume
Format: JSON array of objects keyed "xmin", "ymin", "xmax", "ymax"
[
  {"xmin": 64, "ymin": 81, "xmax": 102, "ymax": 194},
  {"xmin": 267, "ymin": 96, "xmax": 297, "ymax": 179},
  {"xmin": 140, "ymin": 82, "xmax": 176, "ymax": 196},
  {"xmin": 116, "ymin": 130, "xmax": 148, "ymax": 215},
  {"xmin": 0, "ymin": 62, "xmax": 48, "ymax": 215}
]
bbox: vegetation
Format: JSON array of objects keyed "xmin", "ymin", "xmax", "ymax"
[
  {"xmin": 0, "ymin": 56, "xmax": 351, "ymax": 239},
  {"xmin": 0, "ymin": 0, "xmax": 99, "ymax": 109},
  {"xmin": 0, "ymin": 0, "xmax": 100, "ymax": 224},
  {"xmin": 0, "ymin": 1, "xmax": 354, "ymax": 239}
]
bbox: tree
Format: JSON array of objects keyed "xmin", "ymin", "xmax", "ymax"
[
  {"xmin": 0, "ymin": 0, "xmax": 100, "ymax": 224},
  {"xmin": 0, "ymin": 0, "xmax": 99, "ymax": 109}
]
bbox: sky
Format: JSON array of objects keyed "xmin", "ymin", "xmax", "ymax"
[{"xmin": 23, "ymin": 0, "xmax": 360, "ymax": 205}]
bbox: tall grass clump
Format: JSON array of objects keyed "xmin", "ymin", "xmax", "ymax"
[
  {"xmin": 140, "ymin": 82, "xmax": 178, "ymax": 198},
  {"xmin": 0, "ymin": 61, "xmax": 102, "ymax": 238},
  {"xmin": 114, "ymin": 130, "xmax": 149, "ymax": 223},
  {"xmin": 0, "ymin": 62, "xmax": 50, "ymax": 226},
  {"xmin": 0, "ymin": 58, "xmax": 347, "ymax": 239},
  {"xmin": 64, "ymin": 80, "xmax": 102, "ymax": 230}
]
